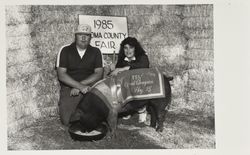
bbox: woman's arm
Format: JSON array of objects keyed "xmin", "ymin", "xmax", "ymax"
[{"xmin": 110, "ymin": 66, "xmax": 130, "ymax": 76}]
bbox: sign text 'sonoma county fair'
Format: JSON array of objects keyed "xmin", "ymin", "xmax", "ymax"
[{"xmin": 79, "ymin": 15, "xmax": 128, "ymax": 54}]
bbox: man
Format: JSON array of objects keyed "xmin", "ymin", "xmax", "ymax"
[{"xmin": 56, "ymin": 24, "xmax": 103, "ymax": 126}]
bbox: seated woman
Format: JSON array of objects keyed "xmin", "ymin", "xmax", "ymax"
[{"xmin": 109, "ymin": 37, "xmax": 149, "ymax": 123}]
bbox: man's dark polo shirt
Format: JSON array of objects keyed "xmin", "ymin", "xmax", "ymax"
[{"xmin": 57, "ymin": 42, "xmax": 102, "ymax": 86}]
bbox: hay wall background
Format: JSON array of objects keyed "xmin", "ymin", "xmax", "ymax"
[{"xmin": 6, "ymin": 5, "xmax": 214, "ymax": 135}]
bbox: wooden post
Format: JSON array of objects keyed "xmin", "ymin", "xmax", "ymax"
[{"xmin": 112, "ymin": 50, "xmax": 116, "ymax": 63}]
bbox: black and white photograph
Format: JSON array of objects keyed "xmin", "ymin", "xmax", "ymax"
[{"xmin": 1, "ymin": 0, "xmax": 250, "ymax": 154}]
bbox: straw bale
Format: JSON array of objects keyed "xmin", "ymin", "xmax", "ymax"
[
  {"xmin": 7, "ymin": 35, "xmax": 33, "ymax": 51},
  {"xmin": 7, "ymin": 92, "xmax": 23, "ymax": 108},
  {"xmin": 31, "ymin": 5, "xmax": 56, "ymax": 13},
  {"xmin": 183, "ymin": 5, "xmax": 213, "ymax": 17},
  {"xmin": 185, "ymin": 49, "xmax": 214, "ymax": 61},
  {"xmin": 7, "ymin": 61, "xmax": 42, "ymax": 79},
  {"xmin": 143, "ymin": 14, "xmax": 181, "ymax": 27},
  {"xmin": 7, "ymin": 48, "xmax": 36, "ymax": 67},
  {"xmin": 35, "ymin": 10, "xmax": 76, "ymax": 25},
  {"xmin": 161, "ymin": 5, "xmax": 183, "ymax": 16},
  {"xmin": 188, "ymin": 90, "xmax": 214, "ymax": 105},
  {"xmin": 170, "ymin": 98, "xmax": 187, "ymax": 110},
  {"xmin": 182, "ymin": 16, "xmax": 213, "ymax": 29},
  {"xmin": 6, "ymin": 24, "xmax": 33, "ymax": 37},
  {"xmin": 6, "ymin": 5, "xmax": 32, "ymax": 14},
  {"xmin": 184, "ymin": 28, "xmax": 213, "ymax": 39},
  {"xmin": 188, "ymin": 79, "xmax": 214, "ymax": 92},
  {"xmin": 187, "ymin": 100, "xmax": 214, "ymax": 116},
  {"xmin": 6, "ymin": 6, "xmax": 34, "ymax": 26},
  {"xmin": 35, "ymin": 22, "xmax": 75, "ymax": 34},
  {"xmin": 6, "ymin": 69, "xmax": 56, "ymax": 95},
  {"xmin": 8, "ymin": 118, "xmax": 31, "ymax": 135},
  {"xmin": 109, "ymin": 5, "xmax": 127, "ymax": 16},
  {"xmin": 141, "ymin": 31, "xmax": 184, "ymax": 47},
  {"xmin": 187, "ymin": 59, "xmax": 213, "ymax": 71},
  {"xmin": 7, "ymin": 76, "xmax": 31, "ymax": 95},
  {"xmin": 170, "ymin": 73, "xmax": 188, "ymax": 96},
  {"xmin": 40, "ymin": 5, "xmax": 97, "ymax": 13},
  {"xmin": 188, "ymin": 68, "xmax": 214, "ymax": 82},
  {"xmin": 38, "ymin": 106, "xmax": 58, "ymax": 118},
  {"xmin": 201, "ymin": 102, "xmax": 215, "ymax": 117},
  {"xmin": 7, "ymin": 86, "xmax": 38, "ymax": 107},
  {"xmin": 8, "ymin": 103, "xmax": 26, "ymax": 122},
  {"xmin": 188, "ymin": 39, "xmax": 214, "ymax": 50},
  {"xmin": 123, "ymin": 5, "xmax": 162, "ymax": 16}
]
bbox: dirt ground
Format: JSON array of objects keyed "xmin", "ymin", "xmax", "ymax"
[{"xmin": 8, "ymin": 109, "xmax": 215, "ymax": 150}]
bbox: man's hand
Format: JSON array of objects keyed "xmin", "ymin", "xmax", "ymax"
[
  {"xmin": 80, "ymin": 85, "xmax": 90, "ymax": 94},
  {"xmin": 70, "ymin": 88, "xmax": 80, "ymax": 96}
]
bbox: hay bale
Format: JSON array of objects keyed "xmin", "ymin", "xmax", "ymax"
[
  {"xmin": 7, "ymin": 48, "xmax": 36, "ymax": 67},
  {"xmin": 123, "ymin": 5, "xmax": 158, "ymax": 16},
  {"xmin": 182, "ymin": 16, "xmax": 213, "ymax": 29},
  {"xmin": 35, "ymin": 22, "xmax": 76, "ymax": 34},
  {"xmin": 170, "ymin": 73, "xmax": 188, "ymax": 97},
  {"xmin": 8, "ymin": 119, "xmax": 26, "ymax": 135},
  {"xmin": 38, "ymin": 106, "xmax": 58, "ymax": 118},
  {"xmin": 7, "ymin": 67, "xmax": 57, "ymax": 95},
  {"xmin": 31, "ymin": 5, "xmax": 56, "ymax": 13},
  {"xmin": 109, "ymin": 5, "xmax": 127, "ymax": 16},
  {"xmin": 6, "ymin": 24, "xmax": 33, "ymax": 37},
  {"xmin": 188, "ymin": 90, "xmax": 214, "ymax": 105},
  {"xmin": 187, "ymin": 79, "xmax": 214, "ymax": 92},
  {"xmin": 185, "ymin": 49, "xmax": 209, "ymax": 60},
  {"xmin": 10, "ymin": 5, "xmax": 32, "ymax": 13},
  {"xmin": 8, "ymin": 103, "xmax": 26, "ymax": 122},
  {"xmin": 7, "ymin": 60, "xmax": 42, "ymax": 79},
  {"xmin": 183, "ymin": 5, "xmax": 213, "ymax": 17},
  {"xmin": 187, "ymin": 59, "xmax": 213, "ymax": 71},
  {"xmin": 170, "ymin": 98, "xmax": 187, "ymax": 110},
  {"xmin": 188, "ymin": 68, "xmax": 214, "ymax": 83},
  {"xmin": 185, "ymin": 49, "xmax": 214, "ymax": 61},
  {"xmin": 187, "ymin": 39, "xmax": 214, "ymax": 50},
  {"xmin": 184, "ymin": 28, "xmax": 213, "ymax": 39},
  {"xmin": 7, "ymin": 75, "xmax": 32, "ymax": 95},
  {"xmin": 7, "ymin": 87, "xmax": 37, "ymax": 107},
  {"xmin": 6, "ymin": 6, "xmax": 33, "ymax": 25},
  {"xmin": 7, "ymin": 35, "xmax": 33, "ymax": 51},
  {"xmin": 161, "ymin": 5, "xmax": 183, "ymax": 16},
  {"xmin": 34, "ymin": 10, "xmax": 75, "ymax": 25},
  {"xmin": 145, "ymin": 14, "xmax": 182, "ymax": 27}
]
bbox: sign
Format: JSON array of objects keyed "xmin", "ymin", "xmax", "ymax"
[
  {"xmin": 79, "ymin": 15, "xmax": 128, "ymax": 54},
  {"xmin": 115, "ymin": 68, "xmax": 166, "ymax": 104}
]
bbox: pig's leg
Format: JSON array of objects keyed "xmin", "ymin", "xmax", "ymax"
[{"xmin": 106, "ymin": 109, "xmax": 118, "ymax": 139}]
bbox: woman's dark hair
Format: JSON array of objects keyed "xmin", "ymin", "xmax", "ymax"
[{"xmin": 117, "ymin": 37, "xmax": 146, "ymax": 62}]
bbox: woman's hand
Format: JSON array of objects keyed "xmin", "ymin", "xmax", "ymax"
[{"xmin": 110, "ymin": 63, "xmax": 116, "ymax": 71}]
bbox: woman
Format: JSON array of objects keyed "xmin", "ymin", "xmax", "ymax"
[
  {"xmin": 110, "ymin": 37, "xmax": 149, "ymax": 76},
  {"xmin": 110, "ymin": 37, "xmax": 149, "ymax": 123}
]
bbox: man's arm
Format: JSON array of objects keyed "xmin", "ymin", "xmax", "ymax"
[
  {"xmin": 80, "ymin": 67, "xmax": 104, "ymax": 86},
  {"xmin": 57, "ymin": 67, "xmax": 88, "ymax": 91}
]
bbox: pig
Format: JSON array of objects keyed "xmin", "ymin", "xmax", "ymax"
[{"xmin": 75, "ymin": 73, "xmax": 172, "ymax": 138}]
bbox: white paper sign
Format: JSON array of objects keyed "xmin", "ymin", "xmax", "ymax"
[{"xmin": 79, "ymin": 15, "xmax": 128, "ymax": 54}]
